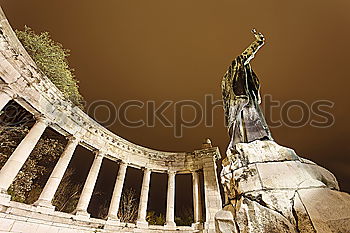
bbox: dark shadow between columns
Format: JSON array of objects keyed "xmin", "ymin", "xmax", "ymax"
[
  {"xmin": 175, "ymin": 173, "xmax": 193, "ymax": 226},
  {"xmin": 147, "ymin": 172, "xmax": 167, "ymax": 225},
  {"xmin": 88, "ymin": 158, "xmax": 118, "ymax": 219}
]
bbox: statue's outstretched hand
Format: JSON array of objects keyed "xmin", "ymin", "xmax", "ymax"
[{"xmin": 252, "ymin": 28, "xmax": 265, "ymax": 42}]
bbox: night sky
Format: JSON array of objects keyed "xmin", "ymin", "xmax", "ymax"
[{"xmin": 1, "ymin": 0, "xmax": 349, "ymax": 215}]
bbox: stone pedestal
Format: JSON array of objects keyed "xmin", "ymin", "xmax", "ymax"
[
  {"xmin": 73, "ymin": 210, "xmax": 90, "ymax": 221},
  {"xmin": 191, "ymin": 222, "xmax": 204, "ymax": 230},
  {"xmin": 216, "ymin": 140, "xmax": 350, "ymax": 233},
  {"xmin": 35, "ymin": 204, "xmax": 55, "ymax": 214},
  {"xmin": 136, "ymin": 220, "xmax": 149, "ymax": 229},
  {"xmin": 0, "ymin": 192, "xmax": 10, "ymax": 206},
  {"xmin": 104, "ymin": 218, "xmax": 122, "ymax": 231}
]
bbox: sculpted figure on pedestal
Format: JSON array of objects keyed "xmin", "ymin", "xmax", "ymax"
[
  {"xmin": 221, "ymin": 29, "xmax": 272, "ymax": 151},
  {"xmin": 216, "ymin": 30, "xmax": 350, "ymax": 233}
]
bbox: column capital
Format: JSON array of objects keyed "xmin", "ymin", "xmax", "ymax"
[
  {"xmin": 0, "ymin": 84, "xmax": 15, "ymax": 98},
  {"xmin": 93, "ymin": 149, "xmax": 106, "ymax": 158},
  {"xmin": 118, "ymin": 160, "xmax": 128, "ymax": 169},
  {"xmin": 142, "ymin": 167, "xmax": 152, "ymax": 173},
  {"xmin": 119, "ymin": 160, "xmax": 128, "ymax": 165},
  {"xmin": 191, "ymin": 169, "xmax": 200, "ymax": 174},
  {"xmin": 167, "ymin": 170, "xmax": 176, "ymax": 176},
  {"xmin": 35, "ymin": 114, "xmax": 50, "ymax": 125},
  {"xmin": 66, "ymin": 135, "xmax": 80, "ymax": 144}
]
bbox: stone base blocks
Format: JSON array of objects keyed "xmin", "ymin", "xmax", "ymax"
[
  {"xmin": 216, "ymin": 140, "xmax": 350, "ymax": 233},
  {"xmin": 0, "ymin": 201, "xmax": 199, "ymax": 233}
]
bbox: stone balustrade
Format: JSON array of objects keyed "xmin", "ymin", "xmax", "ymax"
[{"xmin": 0, "ymin": 7, "xmax": 222, "ymax": 233}]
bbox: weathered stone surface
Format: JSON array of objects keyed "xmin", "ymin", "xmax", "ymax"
[
  {"xmin": 298, "ymin": 188, "xmax": 350, "ymax": 233},
  {"xmin": 293, "ymin": 192, "xmax": 316, "ymax": 233},
  {"xmin": 236, "ymin": 196, "xmax": 297, "ymax": 233},
  {"xmin": 302, "ymin": 164, "xmax": 339, "ymax": 190},
  {"xmin": 218, "ymin": 140, "xmax": 350, "ymax": 233},
  {"xmin": 256, "ymin": 161, "xmax": 327, "ymax": 190},
  {"xmin": 250, "ymin": 190, "xmax": 297, "ymax": 225},
  {"xmin": 234, "ymin": 140, "xmax": 299, "ymax": 164},
  {"xmin": 231, "ymin": 164, "xmax": 262, "ymax": 193},
  {"xmin": 215, "ymin": 210, "xmax": 236, "ymax": 233}
]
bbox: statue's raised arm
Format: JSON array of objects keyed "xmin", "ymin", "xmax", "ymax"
[{"xmin": 241, "ymin": 29, "xmax": 265, "ymax": 65}]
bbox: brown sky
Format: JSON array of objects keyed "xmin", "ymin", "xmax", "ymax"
[{"xmin": 1, "ymin": 0, "xmax": 349, "ymax": 198}]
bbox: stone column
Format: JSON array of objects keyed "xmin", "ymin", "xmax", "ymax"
[
  {"xmin": 136, "ymin": 168, "xmax": 151, "ymax": 228},
  {"xmin": 74, "ymin": 150, "xmax": 104, "ymax": 217},
  {"xmin": 34, "ymin": 136, "xmax": 79, "ymax": 209},
  {"xmin": 0, "ymin": 86, "xmax": 13, "ymax": 112},
  {"xmin": 0, "ymin": 117, "xmax": 47, "ymax": 194},
  {"xmin": 165, "ymin": 170, "xmax": 176, "ymax": 228},
  {"xmin": 107, "ymin": 161, "xmax": 128, "ymax": 221},
  {"xmin": 192, "ymin": 170, "xmax": 203, "ymax": 226}
]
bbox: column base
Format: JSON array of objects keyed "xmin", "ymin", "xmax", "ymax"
[
  {"xmin": 33, "ymin": 199, "xmax": 55, "ymax": 213},
  {"xmin": 192, "ymin": 222, "xmax": 204, "ymax": 230},
  {"xmin": 136, "ymin": 220, "xmax": 149, "ymax": 228},
  {"xmin": 164, "ymin": 221, "xmax": 176, "ymax": 229},
  {"xmin": 204, "ymin": 221, "xmax": 216, "ymax": 231},
  {"xmin": 33, "ymin": 199, "xmax": 55, "ymax": 208},
  {"xmin": 0, "ymin": 192, "xmax": 10, "ymax": 206},
  {"xmin": 106, "ymin": 216, "xmax": 121, "ymax": 225},
  {"xmin": 73, "ymin": 210, "xmax": 91, "ymax": 220},
  {"xmin": 104, "ymin": 217, "xmax": 122, "ymax": 231}
]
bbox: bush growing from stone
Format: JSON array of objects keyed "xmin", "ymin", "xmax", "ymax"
[{"xmin": 16, "ymin": 26, "xmax": 84, "ymax": 108}]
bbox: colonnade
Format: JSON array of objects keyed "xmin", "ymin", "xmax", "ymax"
[
  {"xmin": 0, "ymin": 9, "xmax": 222, "ymax": 231},
  {"xmin": 0, "ymin": 91, "xmax": 206, "ymax": 227},
  {"xmin": 0, "ymin": 86, "xmax": 222, "ymax": 232}
]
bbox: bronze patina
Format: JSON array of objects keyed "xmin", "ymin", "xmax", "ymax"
[{"xmin": 221, "ymin": 29, "xmax": 272, "ymax": 151}]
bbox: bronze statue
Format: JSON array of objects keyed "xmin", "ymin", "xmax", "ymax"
[{"xmin": 221, "ymin": 29, "xmax": 272, "ymax": 151}]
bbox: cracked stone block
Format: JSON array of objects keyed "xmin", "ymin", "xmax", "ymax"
[
  {"xmin": 256, "ymin": 161, "xmax": 327, "ymax": 189},
  {"xmin": 11, "ymin": 220, "xmax": 39, "ymax": 232},
  {"xmin": 232, "ymin": 164, "xmax": 262, "ymax": 193},
  {"xmin": 251, "ymin": 190, "xmax": 297, "ymax": 226},
  {"xmin": 218, "ymin": 140, "xmax": 350, "ymax": 233},
  {"xmin": 35, "ymin": 224, "xmax": 56, "ymax": 233},
  {"xmin": 300, "ymin": 157, "xmax": 316, "ymax": 165},
  {"xmin": 0, "ymin": 217, "xmax": 14, "ymax": 231},
  {"xmin": 234, "ymin": 140, "xmax": 300, "ymax": 164},
  {"xmin": 302, "ymin": 164, "xmax": 339, "ymax": 190},
  {"xmin": 236, "ymin": 196, "xmax": 297, "ymax": 233},
  {"xmin": 293, "ymin": 192, "xmax": 316, "ymax": 233},
  {"xmin": 215, "ymin": 210, "xmax": 236, "ymax": 233},
  {"xmin": 298, "ymin": 188, "xmax": 350, "ymax": 233}
]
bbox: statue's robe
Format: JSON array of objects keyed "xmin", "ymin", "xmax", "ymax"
[{"xmin": 222, "ymin": 55, "xmax": 272, "ymax": 147}]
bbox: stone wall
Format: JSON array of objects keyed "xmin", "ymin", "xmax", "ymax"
[{"xmin": 0, "ymin": 201, "xmax": 196, "ymax": 233}]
